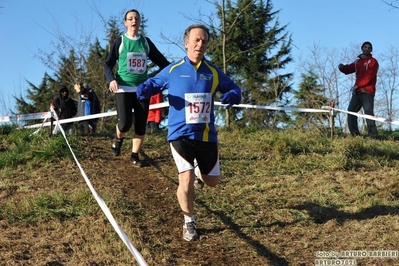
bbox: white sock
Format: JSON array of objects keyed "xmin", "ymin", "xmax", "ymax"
[
  {"xmin": 184, "ymin": 215, "xmax": 195, "ymax": 224},
  {"xmin": 194, "ymin": 166, "xmax": 199, "ymax": 178}
]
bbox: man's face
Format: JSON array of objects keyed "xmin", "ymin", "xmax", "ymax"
[
  {"xmin": 184, "ymin": 28, "xmax": 208, "ymax": 64},
  {"xmin": 362, "ymin": 44, "xmax": 372, "ymax": 55},
  {"xmin": 61, "ymin": 90, "xmax": 68, "ymax": 99}
]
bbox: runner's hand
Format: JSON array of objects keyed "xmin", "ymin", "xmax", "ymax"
[
  {"xmin": 221, "ymin": 90, "xmax": 241, "ymax": 108},
  {"xmin": 136, "ymin": 83, "xmax": 153, "ymax": 100}
]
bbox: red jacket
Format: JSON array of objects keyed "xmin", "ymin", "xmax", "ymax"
[
  {"xmin": 339, "ymin": 54, "xmax": 379, "ymax": 95},
  {"xmin": 147, "ymin": 92, "xmax": 163, "ymax": 123}
]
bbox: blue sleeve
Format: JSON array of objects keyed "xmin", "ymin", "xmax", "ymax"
[{"xmin": 144, "ymin": 66, "xmax": 170, "ymax": 94}]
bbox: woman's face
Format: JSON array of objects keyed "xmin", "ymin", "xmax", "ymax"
[{"xmin": 124, "ymin": 11, "xmax": 141, "ymax": 31}]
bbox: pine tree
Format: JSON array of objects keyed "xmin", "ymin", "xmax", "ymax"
[
  {"xmin": 294, "ymin": 70, "xmax": 329, "ymax": 129},
  {"xmin": 207, "ymin": 0, "xmax": 293, "ymax": 127},
  {"xmin": 14, "ymin": 73, "xmax": 58, "ymax": 116}
]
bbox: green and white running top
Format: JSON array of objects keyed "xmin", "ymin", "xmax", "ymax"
[{"xmin": 116, "ymin": 34, "xmax": 149, "ymax": 91}]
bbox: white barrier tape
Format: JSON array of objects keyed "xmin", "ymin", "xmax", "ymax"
[
  {"xmin": 4, "ymin": 101, "xmax": 330, "ymax": 127},
  {"xmin": 17, "ymin": 101, "xmax": 399, "ymax": 130},
  {"xmin": 0, "ymin": 111, "xmax": 51, "ymax": 122},
  {"xmin": 23, "ymin": 102, "xmax": 170, "ymax": 129},
  {"xmin": 218, "ymin": 102, "xmax": 330, "ymax": 113},
  {"xmin": 30, "ymin": 114, "xmax": 51, "ymax": 136},
  {"xmin": 22, "ymin": 101, "xmax": 330, "ymax": 129},
  {"xmin": 323, "ymin": 106, "xmax": 399, "ymax": 125},
  {"xmin": 24, "ymin": 111, "xmax": 118, "ymax": 129},
  {"xmin": 50, "ymin": 106, "xmax": 148, "ymax": 265},
  {"xmin": 2, "ymin": 102, "xmax": 169, "ymax": 124}
]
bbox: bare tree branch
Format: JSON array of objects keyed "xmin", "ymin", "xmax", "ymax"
[{"xmin": 381, "ymin": 0, "xmax": 399, "ymax": 9}]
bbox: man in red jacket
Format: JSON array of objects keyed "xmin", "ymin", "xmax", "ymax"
[{"xmin": 338, "ymin": 41, "xmax": 379, "ymax": 138}]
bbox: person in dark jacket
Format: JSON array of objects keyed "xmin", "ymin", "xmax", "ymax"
[
  {"xmin": 74, "ymin": 82, "xmax": 101, "ymax": 136},
  {"xmin": 52, "ymin": 85, "xmax": 77, "ymax": 134}
]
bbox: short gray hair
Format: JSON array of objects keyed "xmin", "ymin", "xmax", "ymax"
[{"xmin": 183, "ymin": 24, "xmax": 210, "ymax": 42}]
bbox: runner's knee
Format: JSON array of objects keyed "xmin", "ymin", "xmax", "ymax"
[{"xmin": 203, "ymin": 175, "xmax": 219, "ymax": 187}]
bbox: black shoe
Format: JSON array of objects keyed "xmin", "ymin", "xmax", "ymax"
[
  {"xmin": 130, "ymin": 153, "xmax": 142, "ymax": 167},
  {"xmin": 111, "ymin": 138, "xmax": 123, "ymax": 156},
  {"xmin": 350, "ymin": 132, "xmax": 361, "ymax": 137}
]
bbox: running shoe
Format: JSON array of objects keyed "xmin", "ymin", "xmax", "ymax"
[
  {"xmin": 194, "ymin": 176, "xmax": 204, "ymax": 189},
  {"xmin": 183, "ymin": 222, "xmax": 199, "ymax": 241},
  {"xmin": 130, "ymin": 153, "xmax": 142, "ymax": 168},
  {"xmin": 111, "ymin": 138, "xmax": 123, "ymax": 156}
]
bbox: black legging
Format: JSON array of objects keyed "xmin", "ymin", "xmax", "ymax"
[{"xmin": 115, "ymin": 92, "xmax": 149, "ymax": 135}]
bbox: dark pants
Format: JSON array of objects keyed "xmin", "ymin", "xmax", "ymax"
[
  {"xmin": 78, "ymin": 120, "xmax": 97, "ymax": 136},
  {"xmin": 115, "ymin": 93, "xmax": 149, "ymax": 135},
  {"xmin": 347, "ymin": 93, "xmax": 378, "ymax": 138},
  {"xmin": 52, "ymin": 122, "xmax": 73, "ymax": 135},
  {"xmin": 146, "ymin": 121, "xmax": 159, "ymax": 134}
]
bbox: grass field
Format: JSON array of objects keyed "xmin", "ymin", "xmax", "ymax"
[{"xmin": 1, "ymin": 125, "xmax": 399, "ymax": 265}]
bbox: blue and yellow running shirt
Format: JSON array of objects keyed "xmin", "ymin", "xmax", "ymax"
[{"xmin": 145, "ymin": 56, "xmax": 241, "ymax": 143}]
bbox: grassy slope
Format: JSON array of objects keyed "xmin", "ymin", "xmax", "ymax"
[{"xmin": 1, "ymin": 127, "xmax": 399, "ymax": 265}]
